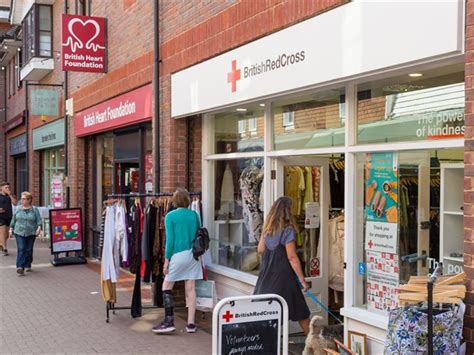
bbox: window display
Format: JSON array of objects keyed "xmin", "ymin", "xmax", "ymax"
[
  {"xmin": 355, "ymin": 148, "xmax": 464, "ymax": 313},
  {"xmin": 42, "ymin": 148, "xmax": 65, "ymax": 207},
  {"xmin": 212, "ymin": 158, "xmax": 264, "ymax": 274}
]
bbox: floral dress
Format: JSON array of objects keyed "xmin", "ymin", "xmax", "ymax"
[{"xmin": 384, "ymin": 303, "xmax": 465, "ymax": 354}]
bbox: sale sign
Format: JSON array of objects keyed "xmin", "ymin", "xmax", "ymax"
[
  {"xmin": 61, "ymin": 14, "xmax": 107, "ymax": 72},
  {"xmin": 49, "ymin": 208, "xmax": 83, "ymax": 253}
]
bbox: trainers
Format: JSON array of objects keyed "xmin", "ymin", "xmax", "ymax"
[
  {"xmin": 16, "ymin": 268, "xmax": 24, "ymax": 275},
  {"xmin": 3, "ymin": 249, "xmax": 8, "ymax": 256},
  {"xmin": 25, "ymin": 268, "xmax": 32, "ymax": 272},
  {"xmin": 152, "ymin": 321, "xmax": 176, "ymax": 334},
  {"xmin": 186, "ymin": 324, "xmax": 197, "ymax": 333}
]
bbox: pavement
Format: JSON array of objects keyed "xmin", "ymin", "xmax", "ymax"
[{"xmin": 0, "ymin": 239, "xmax": 212, "ymax": 354}]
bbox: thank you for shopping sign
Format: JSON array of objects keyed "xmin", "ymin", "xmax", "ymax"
[
  {"xmin": 61, "ymin": 14, "xmax": 107, "ymax": 72},
  {"xmin": 213, "ymin": 294, "xmax": 288, "ymax": 355},
  {"xmin": 49, "ymin": 208, "xmax": 83, "ymax": 253}
]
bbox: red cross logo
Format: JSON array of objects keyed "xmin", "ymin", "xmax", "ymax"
[
  {"xmin": 368, "ymin": 240, "xmax": 374, "ymax": 248},
  {"xmin": 227, "ymin": 60, "xmax": 241, "ymax": 93},
  {"xmin": 222, "ymin": 310, "xmax": 234, "ymax": 323}
]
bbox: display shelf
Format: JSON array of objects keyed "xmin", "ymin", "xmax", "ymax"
[{"xmin": 440, "ymin": 163, "xmax": 464, "ymax": 274}]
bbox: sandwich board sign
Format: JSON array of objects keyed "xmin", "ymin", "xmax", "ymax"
[{"xmin": 212, "ymin": 294, "xmax": 288, "ymax": 355}]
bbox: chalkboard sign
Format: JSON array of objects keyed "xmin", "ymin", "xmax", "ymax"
[
  {"xmin": 222, "ymin": 319, "xmax": 279, "ymax": 354},
  {"xmin": 217, "ymin": 297, "xmax": 284, "ymax": 355}
]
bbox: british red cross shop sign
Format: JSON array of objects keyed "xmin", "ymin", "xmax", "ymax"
[{"xmin": 61, "ymin": 14, "xmax": 107, "ymax": 73}]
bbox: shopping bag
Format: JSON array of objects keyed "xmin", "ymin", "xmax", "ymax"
[{"xmin": 195, "ymin": 279, "xmax": 217, "ymax": 312}]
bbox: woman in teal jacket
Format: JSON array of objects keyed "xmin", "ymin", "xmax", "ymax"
[
  {"xmin": 152, "ymin": 188, "xmax": 202, "ymax": 334},
  {"xmin": 9, "ymin": 192, "xmax": 42, "ymax": 275}
]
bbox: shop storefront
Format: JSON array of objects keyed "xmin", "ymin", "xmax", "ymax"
[
  {"xmin": 8, "ymin": 133, "xmax": 27, "ymax": 198},
  {"xmin": 32, "ymin": 119, "xmax": 65, "ymax": 208},
  {"xmin": 74, "ymin": 84, "xmax": 153, "ymax": 257},
  {"xmin": 171, "ymin": 1, "xmax": 466, "ymax": 352}
]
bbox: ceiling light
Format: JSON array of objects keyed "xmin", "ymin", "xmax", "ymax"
[
  {"xmin": 259, "ymin": 104, "xmax": 265, "ymax": 107},
  {"xmin": 1, "ymin": 67, "xmax": 4, "ymax": 71},
  {"xmin": 17, "ymin": 48, "xmax": 21, "ymax": 52},
  {"xmin": 409, "ymin": 73, "xmax": 423, "ymax": 77},
  {"xmin": 236, "ymin": 108, "xmax": 247, "ymax": 112},
  {"xmin": 2, "ymin": 45, "xmax": 6, "ymax": 50}
]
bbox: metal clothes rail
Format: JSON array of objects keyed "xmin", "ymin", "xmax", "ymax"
[{"xmin": 104, "ymin": 191, "xmax": 202, "ymax": 323}]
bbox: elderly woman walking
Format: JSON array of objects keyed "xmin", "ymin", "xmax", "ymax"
[{"xmin": 9, "ymin": 192, "xmax": 42, "ymax": 275}]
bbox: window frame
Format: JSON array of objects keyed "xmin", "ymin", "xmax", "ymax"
[
  {"xmin": 22, "ymin": 4, "xmax": 53, "ymax": 66},
  {"xmin": 282, "ymin": 111, "xmax": 295, "ymax": 128}
]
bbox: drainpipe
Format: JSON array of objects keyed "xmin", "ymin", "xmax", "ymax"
[
  {"xmin": 153, "ymin": 0, "xmax": 160, "ymax": 193},
  {"xmin": 3, "ymin": 69, "xmax": 7, "ymax": 180},
  {"xmin": 64, "ymin": 0, "xmax": 69, "ymax": 207}
]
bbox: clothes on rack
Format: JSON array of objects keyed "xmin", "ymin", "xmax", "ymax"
[
  {"xmin": 240, "ymin": 165, "xmax": 264, "ymax": 244},
  {"xmin": 384, "ymin": 303, "xmax": 465, "ymax": 354}
]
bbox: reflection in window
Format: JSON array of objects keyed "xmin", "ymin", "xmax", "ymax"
[
  {"xmin": 215, "ymin": 107, "xmax": 264, "ymax": 153},
  {"xmin": 357, "ymin": 68, "xmax": 464, "ymax": 144},
  {"xmin": 23, "ymin": 5, "xmax": 52, "ymax": 63},
  {"xmin": 213, "ymin": 158, "xmax": 264, "ymax": 274},
  {"xmin": 273, "ymin": 88, "xmax": 345, "ymax": 150}
]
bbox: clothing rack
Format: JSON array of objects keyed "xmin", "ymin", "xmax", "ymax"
[
  {"xmin": 107, "ymin": 192, "xmax": 202, "ymax": 198},
  {"xmin": 103, "ymin": 191, "xmax": 202, "ymax": 323}
]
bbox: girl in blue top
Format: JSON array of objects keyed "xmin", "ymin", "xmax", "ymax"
[
  {"xmin": 152, "ymin": 188, "xmax": 202, "ymax": 334},
  {"xmin": 9, "ymin": 192, "xmax": 42, "ymax": 275}
]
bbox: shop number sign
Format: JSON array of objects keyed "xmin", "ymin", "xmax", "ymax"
[{"xmin": 49, "ymin": 208, "xmax": 83, "ymax": 253}]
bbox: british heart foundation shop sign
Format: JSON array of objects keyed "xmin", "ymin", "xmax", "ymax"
[{"xmin": 61, "ymin": 14, "xmax": 107, "ymax": 72}]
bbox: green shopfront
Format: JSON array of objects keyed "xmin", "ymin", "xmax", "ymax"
[{"xmin": 32, "ymin": 119, "xmax": 65, "ymax": 208}]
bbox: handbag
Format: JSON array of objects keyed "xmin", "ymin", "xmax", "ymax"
[{"xmin": 192, "ymin": 212, "xmax": 210, "ymax": 260}]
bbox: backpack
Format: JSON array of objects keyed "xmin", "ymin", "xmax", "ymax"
[{"xmin": 192, "ymin": 213, "xmax": 209, "ymax": 260}]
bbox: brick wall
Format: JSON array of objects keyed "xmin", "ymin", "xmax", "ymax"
[
  {"xmin": 160, "ymin": 0, "xmax": 348, "ymax": 192},
  {"xmin": 465, "ymin": 0, "xmax": 474, "ymax": 351}
]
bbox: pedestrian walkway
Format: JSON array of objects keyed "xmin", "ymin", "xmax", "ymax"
[{"xmin": 0, "ymin": 240, "xmax": 212, "ymax": 354}]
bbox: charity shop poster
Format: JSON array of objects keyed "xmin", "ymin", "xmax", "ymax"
[
  {"xmin": 365, "ymin": 152, "xmax": 399, "ymax": 254},
  {"xmin": 366, "ymin": 250, "xmax": 399, "ymax": 313},
  {"xmin": 49, "ymin": 208, "xmax": 83, "ymax": 253}
]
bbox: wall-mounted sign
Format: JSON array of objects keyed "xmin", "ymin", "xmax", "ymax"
[
  {"xmin": 61, "ymin": 14, "xmax": 107, "ymax": 73},
  {"xmin": 9, "ymin": 133, "xmax": 27, "ymax": 156},
  {"xmin": 74, "ymin": 84, "xmax": 152, "ymax": 137},
  {"xmin": 32, "ymin": 119, "xmax": 65, "ymax": 150},
  {"xmin": 171, "ymin": 2, "xmax": 462, "ymax": 117},
  {"xmin": 31, "ymin": 89, "xmax": 59, "ymax": 116},
  {"xmin": 2, "ymin": 112, "xmax": 25, "ymax": 132}
]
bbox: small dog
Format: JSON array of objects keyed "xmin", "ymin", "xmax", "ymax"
[{"xmin": 302, "ymin": 315, "xmax": 344, "ymax": 355}]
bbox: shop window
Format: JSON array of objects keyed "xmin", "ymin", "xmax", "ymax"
[
  {"xmin": 214, "ymin": 106, "xmax": 264, "ymax": 154},
  {"xmin": 273, "ymin": 88, "xmax": 345, "ymax": 150},
  {"xmin": 357, "ymin": 66, "xmax": 464, "ymax": 144},
  {"xmin": 212, "ymin": 158, "xmax": 264, "ymax": 274},
  {"xmin": 14, "ymin": 155, "xmax": 27, "ymax": 198},
  {"xmin": 22, "ymin": 4, "xmax": 52, "ymax": 64},
  {"xmin": 42, "ymin": 148, "xmax": 65, "ymax": 207},
  {"xmin": 354, "ymin": 148, "xmax": 464, "ymax": 313},
  {"xmin": 94, "ymin": 134, "xmax": 114, "ymax": 223}
]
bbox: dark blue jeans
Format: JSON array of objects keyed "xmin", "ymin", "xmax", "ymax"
[{"xmin": 15, "ymin": 234, "xmax": 36, "ymax": 269}]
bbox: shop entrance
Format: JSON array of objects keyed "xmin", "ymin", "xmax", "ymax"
[
  {"xmin": 275, "ymin": 157, "xmax": 330, "ymax": 327},
  {"xmin": 115, "ymin": 162, "xmax": 140, "ymax": 195}
]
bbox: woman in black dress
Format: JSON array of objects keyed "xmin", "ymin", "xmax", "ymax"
[{"xmin": 254, "ymin": 196, "xmax": 310, "ymax": 334}]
